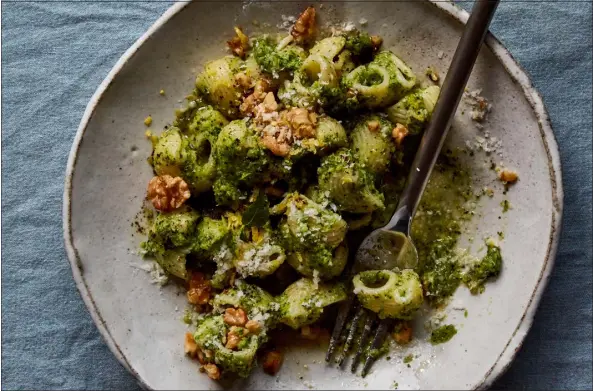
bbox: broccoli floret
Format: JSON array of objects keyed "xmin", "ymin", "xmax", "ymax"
[{"xmin": 252, "ymin": 37, "xmax": 306, "ymax": 76}]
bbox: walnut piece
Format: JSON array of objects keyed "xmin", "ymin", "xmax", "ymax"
[
  {"xmin": 225, "ymin": 326, "xmax": 245, "ymax": 350},
  {"xmin": 196, "ymin": 350, "xmax": 207, "ymax": 365},
  {"xmin": 227, "ymin": 26, "xmax": 249, "ymax": 59},
  {"xmin": 147, "ymin": 175, "xmax": 190, "ymax": 212},
  {"xmin": 367, "ymin": 120, "xmax": 380, "ymax": 132},
  {"xmin": 285, "ymin": 108, "xmax": 317, "ymax": 139},
  {"xmin": 187, "ymin": 271, "xmax": 211, "ymax": 305},
  {"xmin": 392, "ymin": 123, "xmax": 409, "ymax": 147},
  {"xmin": 223, "ymin": 308, "xmax": 248, "ymax": 327},
  {"xmin": 245, "ymin": 320, "xmax": 262, "ymax": 334},
  {"xmin": 262, "ymin": 92, "xmax": 278, "ymax": 113},
  {"xmin": 261, "ymin": 124, "xmax": 292, "ymax": 157},
  {"xmin": 499, "ymin": 169, "xmax": 519, "ymax": 184},
  {"xmin": 291, "ymin": 6, "xmax": 316, "ymax": 45},
  {"xmin": 426, "ymin": 67, "xmax": 439, "ymax": 82},
  {"xmin": 240, "ymin": 79, "xmax": 272, "ymax": 116},
  {"xmin": 184, "ymin": 332, "xmax": 199, "ymax": 357},
  {"xmin": 392, "ymin": 321, "xmax": 413, "ymax": 345},
  {"xmin": 234, "ymin": 72, "xmax": 252, "ymax": 89},
  {"xmin": 262, "ymin": 350, "xmax": 283, "ymax": 375},
  {"xmin": 202, "ymin": 363, "xmax": 221, "ymax": 380}
]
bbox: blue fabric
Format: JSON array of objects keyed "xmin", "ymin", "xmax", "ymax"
[{"xmin": 1, "ymin": 2, "xmax": 591, "ymax": 389}]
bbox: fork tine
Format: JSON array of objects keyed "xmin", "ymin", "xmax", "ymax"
[
  {"xmin": 325, "ymin": 296, "xmax": 354, "ymax": 362},
  {"xmin": 361, "ymin": 318, "xmax": 395, "ymax": 377},
  {"xmin": 337, "ymin": 305, "xmax": 365, "ymax": 366},
  {"xmin": 350, "ymin": 311, "xmax": 376, "ymax": 373}
]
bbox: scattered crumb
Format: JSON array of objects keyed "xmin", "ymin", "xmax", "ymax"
[
  {"xmin": 425, "ymin": 66, "xmax": 439, "ymax": 82},
  {"xmin": 437, "ymin": 50, "xmax": 444, "ymax": 59},
  {"xmin": 144, "ymin": 115, "xmax": 153, "ymax": 126},
  {"xmin": 463, "ymin": 89, "xmax": 492, "ymax": 122},
  {"xmin": 500, "ymin": 199, "xmax": 511, "ymax": 213},
  {"xmin": 359, "ymin": 17, "xmax": 368, "ymax": 26},
  {"xmin": 278, "ymin": 14, "xmax": 297, "ymax": 31},
  {"xmin": 159, "ymin": 89, "xmax": 166, "ymax": 96},
  {"xmin": 499, "ymin": 169, "xmax": 519, "ymax": 184},
  {"xmin": 482, "ymin": 187, "xmax": 494, "ymax": 197}
]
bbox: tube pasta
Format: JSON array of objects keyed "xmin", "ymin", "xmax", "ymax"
[
  {"xmin": 315, "ymin": 116, "xmax": 348, "ymax": 154},
  {"xmin": 350, "ymin": 115, "xmax": 395, "ymax": 174},
  {"xmin": 309, "ymin": 36, "xmax": 346, "ymax": 60},
  {"xmin": 278, "ymin": 278, "xmax": 347, "ymax": 329},
  {"xmin": 301, "ymin": 54, "xmax": 339, "ymax": 88},
  {"xmin": 353, "ymin": 269, "xmax": 424, "ymax": 319},
  {"xmin": 386, "ymin": 86, "xmax": 440, "ymax": 134},
  {"xmin": 318, "ymin": 148, "xmax": 385, "ymax": 213},
  {"xmin": 195, "ymin": 56, "xmax": 244, "ymax": 118},
  {"xmin": 343, "ymin": 51, "xmax": 417, "ymax": 109}
]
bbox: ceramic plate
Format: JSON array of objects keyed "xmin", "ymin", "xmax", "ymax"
[{"xmin": 63, "ymin": 1, "xmax": 563, "ymax": 389}]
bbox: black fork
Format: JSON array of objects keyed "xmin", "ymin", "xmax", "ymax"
[{"xmin": 325, "ymin": 0, "xmax": 500, "ymax": 376}]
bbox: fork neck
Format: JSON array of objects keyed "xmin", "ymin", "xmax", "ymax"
[{"xmin": 385, "ymin": 0, "xmax": 499, "ymax": 235}]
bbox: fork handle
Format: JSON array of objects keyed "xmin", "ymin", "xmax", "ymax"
[{"xmin": 387, "ymin": 0, "xmax": 500, "ymax": 233}]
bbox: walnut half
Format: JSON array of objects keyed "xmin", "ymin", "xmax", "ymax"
[
  {"xmin": 146, "ymin": 175, "xmax": 190, "ymax": 211},
  {"xmin": 285, "ymin": 108, "xmax": 317, "ymax": 139},
  {"xmin": 291, "ymin": 6, "xmax": 316, "ymax": 45}
]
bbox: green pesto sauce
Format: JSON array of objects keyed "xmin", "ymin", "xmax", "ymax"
[
  {"xmin": 501, "ymin": 199, "xmax": 511, "ymax": 213},
  {"xmin": 411, "ymin": 154, "xmax": 474, "ymax": 306},
  {"xmin": 430, "ymin": 324, "xmax": 457, "ymax": 345},
  {"xmin": 403, "ymin": 354, "xmax": 413, "ymax": 364},
  {"xmin": 462, "ymin": 244, "xmax": 503, "ymax": 294},
  {"xmin": 368, "ymin": 341, "xmax": 390, "ymax": 360},
  {"xmin": 252, "ymin": 37, "xmax": 304, "ymax": 75}
]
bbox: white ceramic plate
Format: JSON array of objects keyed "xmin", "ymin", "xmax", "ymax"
[{"xmin": 63, "ymin": 1, "xmax": 563, "ymax": 390}]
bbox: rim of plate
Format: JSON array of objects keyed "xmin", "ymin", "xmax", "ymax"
[{"xmin": 62, "ymin": 2, "xmax": 564, "ymax": 389}]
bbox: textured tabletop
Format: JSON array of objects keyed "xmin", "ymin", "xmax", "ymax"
[{"xmin": 1, "ymin": 2, "xmax": 591, "ymax": 389}]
